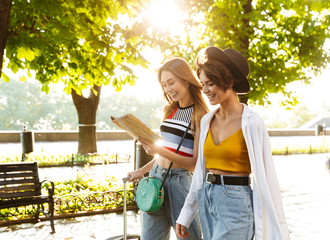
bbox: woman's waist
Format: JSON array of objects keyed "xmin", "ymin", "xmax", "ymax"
[
  {"xmin": 156, "ymin": 156, "xmax": 182, "ymax": 169},
  {"xmin": 208, "ymin": 168, "xmax": 250, "ymax": 177},
  {"xmin": 151, "ymin": 163, "xmax": 190, "ymax": 178}
]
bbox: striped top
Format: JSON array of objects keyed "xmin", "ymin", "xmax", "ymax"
[{"xmin": 159, "ymin": 105, "xmax": 194, "ymax": 157}]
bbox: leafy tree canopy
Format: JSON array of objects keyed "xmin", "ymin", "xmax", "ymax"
[
  {"xmin": 164, "ymin": 0, "xmax": 330, "ymax": 106},
  {"xmin": 2, "ymin": 0, "xmax": 151, "ymax": 94},
  {"xmin": 2, "ymin": 0, "xmax": 329, "ymax": 108}
]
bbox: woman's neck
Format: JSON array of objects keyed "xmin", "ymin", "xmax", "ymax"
[
  {"xmin": 178, "ymin": 96, "xmax": 194, "ymax": 108},
  {"xmin": 217, "ymin": 96, "xmax": 242, "ymax": 118}
]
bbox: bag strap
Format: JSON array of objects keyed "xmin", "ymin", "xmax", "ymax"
[{"xmin": 158, "ymin": 121, "xmax": 191, "ymax": 196}]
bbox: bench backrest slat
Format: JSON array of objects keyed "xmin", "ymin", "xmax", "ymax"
[
  {"xmin": 0, "ymin": 163, "xmax": 38, "ymax": 172},
  {"xmin": 0, "ymin": 171, "xmax": 38, "ymax": 179},
  {"xmin": 0, "ymin": 162, "xmax": 42, "ymax": 199},
  {"xmin": 0, "ymin": 178, "xmax": 39, "ymax": 186},
  {"xmin": 0, "ymin": 183, "xmax": 37, "ymax": 192},
  {"xmin": 0, "ymin": 190, "xmax": 40, "ymax": 199}
]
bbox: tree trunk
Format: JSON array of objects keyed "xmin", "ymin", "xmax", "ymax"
[
  {"xmin": 240, "ymin": 0, "xmax": 252, "ymax": 105},
  {"xmin": 71, "ymin": 85, "xmax": 101, "ymax": 154},
  {"xmin": 0, "ymin": 0, "xmax": 12, "ymax": 76}
]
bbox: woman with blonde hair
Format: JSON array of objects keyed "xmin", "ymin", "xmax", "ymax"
[{"xmin": 128, "ymin": 57, "xmax": 209, "ymax": 240}]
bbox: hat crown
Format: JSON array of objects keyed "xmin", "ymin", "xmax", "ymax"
[
  {"xmin": 203, "ymin": 46, "xmax": 250, "ymax": 94},
  {"xmin": 223, "ymin": 48, "xmax": 249, "ymax": 78}
]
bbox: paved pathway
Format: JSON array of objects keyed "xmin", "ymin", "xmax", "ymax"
[
  {"xmin": 0, "ymin": 211, "xmax": 178, "ymax": 240},
  {"xmin": 0, "ymin": 211, "xmax": 141, "ymax": 240}
]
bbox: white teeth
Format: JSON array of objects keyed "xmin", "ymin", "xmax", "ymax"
[{"xmin": 171, "ymin": 92, "xmax": 178, "ymax": 98}]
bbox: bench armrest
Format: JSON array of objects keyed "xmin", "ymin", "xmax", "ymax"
[{"xmin": 40, "ymin": 180, "xmax": 55, "ymax": 196}]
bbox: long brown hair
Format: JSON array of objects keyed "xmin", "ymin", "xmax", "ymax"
[{"xmin": 158, "ymin": 57, "xmax": 209, "ymax": 131}]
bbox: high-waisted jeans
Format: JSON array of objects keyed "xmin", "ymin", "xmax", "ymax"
[
  {"xmin": 198, "ymin": 180, "xmax": 254, "ymax": 240},
  {"xmin": 141, "ymin": 163, "xmax": 202, "ymax": 240}
]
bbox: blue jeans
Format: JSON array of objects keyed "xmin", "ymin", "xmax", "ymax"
[
  {"xmin": 141, "ymin": 163, "xmax": 202, "ymax": 240},
  {"xmin": 198, "ymin": 179, "xmax": 254, "ymax": 240}
]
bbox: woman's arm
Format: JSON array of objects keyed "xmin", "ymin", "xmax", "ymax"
[
  {"xmin": 138, "ymin": 127, "xmax": 201, "ymax": 172},
  {"xmin": 127, "ymin": 158, "xmax": 156, "ymax": 182}
]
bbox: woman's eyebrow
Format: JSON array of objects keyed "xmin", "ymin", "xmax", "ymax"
[
  {"xmin": 200, "ymin": 80, "xmax": 211, "ymax": 84},
  {"xmin": 161, "ymin": 77, "xmax": 174, "ymax": 84}
]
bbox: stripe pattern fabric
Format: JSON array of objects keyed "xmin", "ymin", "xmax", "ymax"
[{"xmin": 160, "ymin": 105, "xmax": 194, "ymax": 157}]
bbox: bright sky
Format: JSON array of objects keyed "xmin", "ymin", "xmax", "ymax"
[
  {"xmin": 101, "ymin": 47, "xmax": 164, "ymax": 101},
  {"xmin": 101, "ymin": 0, "xmax": 182, "ymax": 100},
  {"xmin": 285, "ymin": 69, "xmax": 330, "ymax": 111},
  {"xmin": 250, "ymin": 69, "xmax": 330, "ymax": 124}
]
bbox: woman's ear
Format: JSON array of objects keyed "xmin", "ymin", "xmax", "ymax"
[{"xmin": 230, "ymin": 82, "xmax": 240, "ymax": 94}]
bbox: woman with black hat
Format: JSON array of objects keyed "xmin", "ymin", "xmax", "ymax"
[{"xmin": 176, "ymin": 47, "xmax": 290, "ymax": 239}]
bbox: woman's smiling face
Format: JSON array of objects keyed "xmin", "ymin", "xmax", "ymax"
[
  {"xmin": 199, "ymin": 70, "xmax": 230, "ymax": 105},
  {"xmin": 160, "ymin": 70, "xmax": 189, "ymax": 103}
]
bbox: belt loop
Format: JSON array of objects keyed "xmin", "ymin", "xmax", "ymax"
[
  {"xmin": 220, "ymin": 175, "xmax": 224, "ymax": 186},
  {"xmin": 155, "ymin": 162, "xmax": 159, "ymax": 171}
]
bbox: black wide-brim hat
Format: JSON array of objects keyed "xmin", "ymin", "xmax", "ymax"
[{"xmin": 200, "ymin": 46, "xmax": 250, "ymax": 95}]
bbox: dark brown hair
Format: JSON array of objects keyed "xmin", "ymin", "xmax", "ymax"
[{"xmin": 195, "ymin": 58, "xmax": 237, "ymax": 92}]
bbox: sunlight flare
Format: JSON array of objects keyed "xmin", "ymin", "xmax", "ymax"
[{"xmin": 145, "ymin": 0, "xmax": 184, "ymax": 35}]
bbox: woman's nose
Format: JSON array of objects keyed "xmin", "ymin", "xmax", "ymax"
[
  {"xmin": 202, "ymin": 85, "xmax": 208, "ymax": 93},
  {"xmin": 164, "ymin": 85, "xmax": 171, "ymax": 93}
]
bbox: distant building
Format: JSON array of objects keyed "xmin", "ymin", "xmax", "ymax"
[{"xmin": 300, "ymin": 115, "xmax": 330, "ymax": 129}]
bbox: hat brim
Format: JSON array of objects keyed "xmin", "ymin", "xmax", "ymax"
[{"xmin": 203, "ymin": 47, "xmax": 250, "ymax": 95}]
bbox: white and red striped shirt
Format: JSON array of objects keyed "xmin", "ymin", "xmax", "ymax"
[{"xmin": 160, "ymin": 105, "xmax": 194, "ymax": 157}]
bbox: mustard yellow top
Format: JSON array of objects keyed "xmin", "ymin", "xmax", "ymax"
[{"xmin": 204, "ymin": 128, "xmax": 251, "ymax": 173}]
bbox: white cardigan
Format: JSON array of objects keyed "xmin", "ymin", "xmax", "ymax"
[{"xmin": 176, "ymin": 104, "xmax": 290, "ymax": 240}]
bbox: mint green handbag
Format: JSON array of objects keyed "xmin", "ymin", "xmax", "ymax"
[
  {"xmin": 135, "ymin": 177, "xmax": 164, "ymax": 212},
  {"xmin": 136, "ymin": 122, "xmax": 191, "ymax": 213}
]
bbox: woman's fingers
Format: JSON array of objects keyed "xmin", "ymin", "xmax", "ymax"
[
  {"xmin": 127, "ymin": 171, "xmax": 141, "ymax": 182},
  {"xmin": 176, "ymin": 224, "xmax": 190, "ymax": 239},
  {"xmin": 137, "ymin": 137, "xmax": 154, "ymax": 155},
  {"xmin": 176, "ymin": 224, "xmax": 184, "ymax": 238}
]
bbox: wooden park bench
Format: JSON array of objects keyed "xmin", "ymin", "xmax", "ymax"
[{"xmin": 0, "ymin": 162, "xmax": 55, "ymax": 233}]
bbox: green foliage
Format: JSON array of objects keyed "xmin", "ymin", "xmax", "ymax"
[
  {"xmin": 4, "ymin": 0, "xmax": 150, "ymax": 93},
  {"xmin": 2, "ymin": 0, "xmax": 329, "ymax": 138},
  {"xmin": 0, "ymin": 153, "xmax": 130, "ymax": 166},
  {"xmin": 288, "ymin": 105, "xmax": 318, "ymax": 128},
  {"xmin": 0, "ymin": 77, "xmax": 77, "ymax": 130},
  {"xmin": 97, "ymin": 92, "xmax": 165, "ymax": 130},
  {"xmin": 169, "ymin": 0, "xmax": 330, "ymax": 105},
  {"xmin": 53, "ymin": 171, "xmax": 125, "ymax": 196},
  {"xmin": 272, "ymin": 143, "xmax": 330, "ymax": 155},
  {"xmin": 0, "ymin": 77, "xmax": 164, "ymax": 130},
  {"xmin": 257, "ymin": 103, "xmax": 318, "ymax": 128}
]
